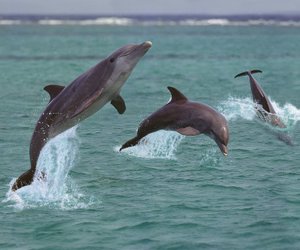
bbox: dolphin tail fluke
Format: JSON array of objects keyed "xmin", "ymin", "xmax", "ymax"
[
  {"xmin": 119, "ymin": 136, "xmax": 140, "ymax": 151},
  {"xmin": 234, "ymin": 69, "xmax": 262, "ymax": 78},
  {"xmin": 11, "ymin": 169, "xmax": 35, "ymax": 191}
]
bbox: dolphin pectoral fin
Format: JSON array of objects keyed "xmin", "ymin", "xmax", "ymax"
[
  {"xmin": 176, "ymin": 127, "xmax": 200, "ymax": 136},
  {"xmin": 111, "ymin": 95, "xmax": 126, "ymax": 114},
  {"xmin": 70, "ymin": 88, "xmax": 104, "ymax": 119},
  {"xmin": 44, "ymin": 85, "xmax": 65, "ymax": 102}
]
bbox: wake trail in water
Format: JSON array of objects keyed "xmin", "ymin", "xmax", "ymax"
[
  {"xmin": 116, "ymin": 131, "xmax": 184, "ymax": 159},
  {"xmin": 4, "ymin": 126, "xmax": 95, "ymax": 210}
]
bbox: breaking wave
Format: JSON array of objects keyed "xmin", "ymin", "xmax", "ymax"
[
  {"xmin": 1, "ymin": 16, "xmax": 300, "ymax": 27},
  {"xmin": 4, "ymin": 127, "xmax": 95, "ymax": 210},
  {"xmin": 37, "ymin": 17, "xmax": 133, "ymax": 26}
]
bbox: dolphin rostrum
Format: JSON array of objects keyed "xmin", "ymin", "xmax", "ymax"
[
  {"xmin": 12, "ymin": 41, "xmax": 152, "ymax": 191},
  {"xmin": 120, "ymin": 86, "xmax": 229, "ymax": 155},
  {"xmin": 234, "ymin": 69, "xmax": 293, "ymax": 145}
]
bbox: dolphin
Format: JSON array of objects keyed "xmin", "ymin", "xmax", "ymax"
[
  {"xmin": 234, "ymin": 70, "xmax": 292, "ymax": 145},
  {"xmin": 120, "ymin": 86, "xmax": 229, "ymax": 155},
  {"xmin": 12, "ymin": 41, "xmax": 152, "ymax": 191}
]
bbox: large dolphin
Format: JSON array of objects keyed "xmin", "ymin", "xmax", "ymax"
[
  {"xmin": 12, "ymin": 41, "xmax": 152, "ymax": 191},
  {"xmin": 120, "ymin": 86, "xmax": 229, "ymax": 155},
  {"xmin": 234, "ymin": 70, "xmax": 292, "ymax": 145}
]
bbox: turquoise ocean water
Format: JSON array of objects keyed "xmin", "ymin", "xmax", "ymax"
[{"xmin": 1, "ymin": 16, "xmax": 300, "ymax": 249}]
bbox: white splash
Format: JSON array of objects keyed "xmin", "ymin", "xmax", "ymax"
[
  {"xmin": 4, "ymin": 126, "xmax": 94, "ymax": 210},
  {"xmin": 269, "ymin": 99, "xmax": 300, "ymax": 128},
  {"xmin": 116, "ymin": 130, "xmax": 184, "ymax": 159},
  {"xmin": 218, "ymin": 97, "xmax": 257, "ymax": 121},
  {"xmin": 218, "ymin": 96, "xmax": 300, "ymax": 130}
]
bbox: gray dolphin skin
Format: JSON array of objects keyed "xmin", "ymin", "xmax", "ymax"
[
  {"xmin": 120, "ymin": 86, "xmax": 229, "ymax": 155},
  {"xmin": 234, "ymin": 70, "xmax": 293, "ymax": 145},
  {"xmin": 12, "ymin": 41, "xmax": 152, "ymax": 191}
]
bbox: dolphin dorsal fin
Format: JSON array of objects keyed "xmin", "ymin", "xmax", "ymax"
[
  {"xmin": 44, "ymin": 85, "xmax": 65, "ymax": 102},
  {"xmin": 167, "ymin": 86, "xmax": 188, "ymax": 103}
]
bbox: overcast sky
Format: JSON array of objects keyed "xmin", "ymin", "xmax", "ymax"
[{"xmin": 1, "ymin": 0, "xmax": 300, "ymax": 15}]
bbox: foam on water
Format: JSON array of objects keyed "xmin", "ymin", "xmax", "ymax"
[
  {"xmin": 116, "ymin": 130, "xmax": 184, "ymax": 159},
  {"xmin": 4, "ymin": 126, "xmax": 94, "ymax": 210}
]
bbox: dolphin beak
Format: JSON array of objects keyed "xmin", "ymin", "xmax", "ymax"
[
  {"xmin": 215, "ymin": 140, "xmax": 228, "ymax": 156},
  {"xmin": 141, "ymin": 41, "xmax": 152, "ymax": 49},
  {"xmin": 210, "ymin": 132, "xmax": 228, "ymax": 156},
  {"xmin": 222, "ymin": 146, "xmax": 228, "ymax": 156}
]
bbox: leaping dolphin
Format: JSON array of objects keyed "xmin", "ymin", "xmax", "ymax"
[
  {"xmin": 234, "ymin": 70, "xmax": 293, "ymax": 145},
  {"xmin": 12, "ymin": 41, "xmax": 152, "ymax": 191},
  {"xmin": 120, "ymin": 86, "xmax": 229, "ymax": 155}
]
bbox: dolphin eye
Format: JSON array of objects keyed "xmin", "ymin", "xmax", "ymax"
[{"xmin": 110, "ymin": 58, "xmax": 115, "ymax": 63}]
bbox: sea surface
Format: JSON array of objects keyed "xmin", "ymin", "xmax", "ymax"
[{"xmin": 1, "ymin": 15, "xmax": 300, "ymax": 249}]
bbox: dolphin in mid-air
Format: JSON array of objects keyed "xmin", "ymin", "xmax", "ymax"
[
  {"xmin": 235, "ymin": 69, "xmax": 293, "ymax": 145},
  {"xmin": 12, "ymin": 41, "xmax": 152, "ymax": 191},
  {"xmin": 120, "ymin": 86, "xmax": 229, "ymax": 155}
]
